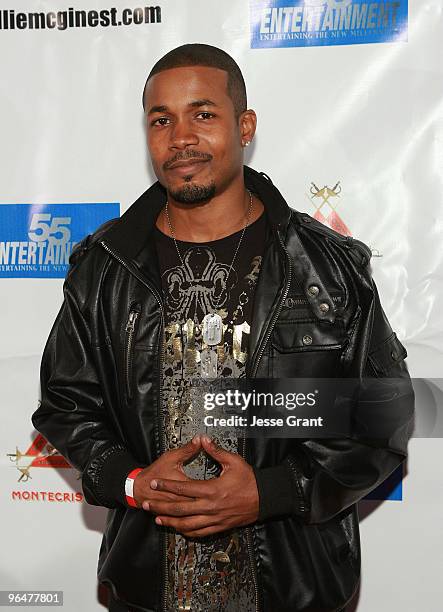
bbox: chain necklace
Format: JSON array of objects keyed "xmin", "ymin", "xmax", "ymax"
[{"xmin": 165, "ymin": 190, "xmax": 254, "ymax": 377}]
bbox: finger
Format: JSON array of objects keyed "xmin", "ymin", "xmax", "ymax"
[
  {"xmin": 146, "ymin": 499, "xmax": 213, "ymax": 516},
  {"xmin": 138, "ymin": 479, "xmax": 197, "ymax": 505},
  {"xmin": 171, "ymin": 435, "xmax": 202, "ymax": 462},
  {"xmin": 150, "ymin": 478, "xmax": 214, "ymax": 499},
  {"xmin": 150, "ymin": 490, "xmax": 197, "ymax": 502},
  {"xmin": 200, "ymin": 435, "xmax": 236, "ymax": 467},
  {"xmin": 154, "ymin": 514, "xmax": 218, "ymax": 533}
]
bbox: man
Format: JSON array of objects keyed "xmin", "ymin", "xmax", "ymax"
[{"xmin": 32, "ymin": 44, "xmax": 414, "ymax": 612}]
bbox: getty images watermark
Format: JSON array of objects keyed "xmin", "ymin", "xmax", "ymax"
[
  {"xmin": 203, "ymin": 388, "xmax": 323, "ymax": 429},
  {"xmin": 189, "ymin": 377, "xmax": 443, "ymax": 439}
]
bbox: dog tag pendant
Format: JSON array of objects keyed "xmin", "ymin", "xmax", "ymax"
[
  {"xmin": 201, "ymin": 348, "xmax": 218, "ymax": 378},
  {"xmin": 202, "ymin": 313, "xmax": 223, "ymax": 345}
]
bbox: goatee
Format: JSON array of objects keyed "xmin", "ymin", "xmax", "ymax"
[{"xmin": 169, "ymin": 180, "xmax": 216, "ymax": 204}]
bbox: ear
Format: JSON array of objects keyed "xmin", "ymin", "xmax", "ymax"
[{"xmin": 239, "ymin": 109, "xmax": 257, "ymax": 148}]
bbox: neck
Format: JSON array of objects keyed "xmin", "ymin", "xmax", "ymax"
[{"xmin": 156, "ymin": 174, "xmax": 264, "ymax": 242}]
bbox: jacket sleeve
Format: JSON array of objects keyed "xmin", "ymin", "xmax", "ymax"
[
  {"xmin": 252, "ymin": 277, "xmax": 415, "ymax": 524},
  {"xmin": 31, "ymin": 279, "xmax": 144, "ymax": 508}
]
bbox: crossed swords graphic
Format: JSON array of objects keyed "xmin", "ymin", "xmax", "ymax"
[
  {"xmin": 307, "ymin": 182, "xmax": 381, "ymax": 257},
  {"xmin": 7, "ymin": 433, "xmax": 74, "ymax": 482},
  {"xmin": 308, "ymin": 181, "xmax": 352, "ymax": 236}
]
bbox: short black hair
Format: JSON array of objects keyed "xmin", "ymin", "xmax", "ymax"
[{"xmin": 142, "ymin": 43, "xmax": 247, "ymax": 119}]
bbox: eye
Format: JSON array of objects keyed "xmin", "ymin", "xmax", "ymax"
[
  {"xmin": 150, "ymin": 117, "xmax": 170, "ymax": 127},
  {"xmin": 196, "ymin": 112, "xmax": 215, "ymax": 120}
]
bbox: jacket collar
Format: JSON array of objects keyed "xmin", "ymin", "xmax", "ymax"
[{"xmin": 100, "ymin": 165, "xmax": 292, "ymax": 262}]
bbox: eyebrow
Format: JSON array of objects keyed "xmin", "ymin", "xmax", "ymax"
[{"xmin": 147, "ymin": 99, "xmax": 218, "ymax": 115}]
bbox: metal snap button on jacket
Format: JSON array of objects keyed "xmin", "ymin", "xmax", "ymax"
[{"xmin": 307, "ymin": 285, "xmax": 319, "ymax": 297}]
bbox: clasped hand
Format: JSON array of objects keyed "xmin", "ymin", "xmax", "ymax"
[{"xmin": 133, "ymin": 435, "xmax": 259, "ymax": 538}]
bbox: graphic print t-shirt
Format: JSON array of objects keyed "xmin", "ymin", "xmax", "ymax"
[{"xmin": 153, "ymin": 210, "xmax": 266, "ymax": 612}]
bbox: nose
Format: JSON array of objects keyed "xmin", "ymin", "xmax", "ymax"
[{"xmin": 169, "ymin": 117, "xmax": 199, "ymax": 150}]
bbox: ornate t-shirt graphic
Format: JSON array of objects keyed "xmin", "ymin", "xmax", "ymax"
[{"xmin": 154, "ymin": 211, "xmax": 266, "ymax": 612}]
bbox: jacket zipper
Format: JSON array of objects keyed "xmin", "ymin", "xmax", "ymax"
[
  {"xmin": 241, "ymin": 227, "xmax": 294, "ymax": 612},
  {"xmin": 99, "ymin": 240, "xmax": 169, "ymax": 612},
  {"xmin": 125, "ymin": 308, "xmax": 140, "ymax": 401},
  {"xmin": 249, "ymin": 228, "xmax": 293, "ymax": 379},
  {"xmin": 157, "ymin": 316, "xmax": 168, "ymax": 612}
]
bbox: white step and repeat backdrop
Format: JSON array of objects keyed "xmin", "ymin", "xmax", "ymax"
[{"xmin": 1, "ymin": 1, "xmax": 442, "ymax": 610}]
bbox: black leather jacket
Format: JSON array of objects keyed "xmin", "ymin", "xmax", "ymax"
[{"xmin": 32, "ymin": 166, "xmax": 414, "ymax": 612}]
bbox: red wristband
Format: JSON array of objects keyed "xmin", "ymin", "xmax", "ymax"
[{"xmin": 125, "ymin": 467, "xmax": 143, "ymax": 508}]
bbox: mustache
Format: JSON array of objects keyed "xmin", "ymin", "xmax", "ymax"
[{"xmin": 163, "ymin": 150, "xmax": 213, "ymax": 170}]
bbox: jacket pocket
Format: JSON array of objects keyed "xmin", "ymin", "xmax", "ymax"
[
  {"xmin": 367, "ymin": 331, "xmax": 408, "ymax": 376},
  {"xmin": 272, "ymin": 319, "xmax": 345, "ymax": 352},
  {"xmin": 124, "ymin": 303, "xmax": 141, "ymax": 401},
  {"xmin": 270, "ymin": 319, "xmax": 346, "ymax": 377},
  {"xmin": 316, "ymin": 510, "xmax": 359, "ymax": 569}
]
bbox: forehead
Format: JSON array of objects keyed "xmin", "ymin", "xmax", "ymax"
[{"xmin": 144, "ymin": 65, "xmax": 231, "ymax": 109}]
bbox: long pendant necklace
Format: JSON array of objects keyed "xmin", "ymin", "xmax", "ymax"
[{"xmin": 165, "ymin": 190, "xmax": 254, "ymax": 377}]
